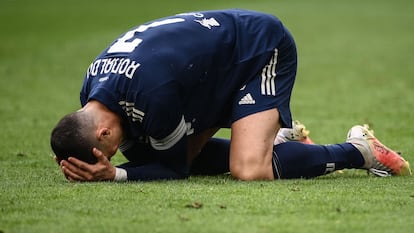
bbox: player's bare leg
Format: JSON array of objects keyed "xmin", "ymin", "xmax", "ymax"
[{"xmin": 230, "ymin": 108, "xmax": 280, "ymax": 180}]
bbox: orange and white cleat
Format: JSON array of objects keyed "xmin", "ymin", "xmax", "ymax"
[
  {"xmin": 346, "ymin": 124, "xmax": 411, "ymax": 176},
  {"xmin": 274, "ymin": 120, "xmax": 314, "ymax": 145}
]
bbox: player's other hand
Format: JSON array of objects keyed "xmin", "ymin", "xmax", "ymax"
[{"xmin": 59, "ymin": 148, "xmax": 116, "ymax": 182}]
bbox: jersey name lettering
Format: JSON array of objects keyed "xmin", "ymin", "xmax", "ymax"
[{"xmin": 86, "ymin": 58, "xmax": 140, "ymax": 79}]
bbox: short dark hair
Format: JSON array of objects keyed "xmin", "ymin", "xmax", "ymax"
[{"xmin": 50, "ymin": 111, "xmax": 98, "ymax": 164}]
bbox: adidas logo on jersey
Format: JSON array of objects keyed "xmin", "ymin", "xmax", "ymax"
[{"xmin": 238, "ymin": 93, "xmax": 256, "ymax": 105}]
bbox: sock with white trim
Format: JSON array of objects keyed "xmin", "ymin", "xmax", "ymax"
[{"xmin": 272, "ymin": 142, "xmax": 364, "ymax": 179}]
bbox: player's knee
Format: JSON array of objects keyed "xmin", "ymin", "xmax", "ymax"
[
  {"xmin": 230, "ymin": 165, "xmax": 255, "ymax": 180},
  {"xmin": 230, "ymin": 163, "xmax": 272, "ymax": 181}
]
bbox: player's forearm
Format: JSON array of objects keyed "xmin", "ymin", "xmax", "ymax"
[
  {"xmin": 115, "ymin": 162, "xmax": 188, "ymax": 181},
  {"xmin": 118, "ymin": 134, "xmax": 190, "ymax": 181}
]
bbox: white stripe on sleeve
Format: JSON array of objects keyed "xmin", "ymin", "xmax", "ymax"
[{"xmin": 149, "ymin": 116, "xmax": 187, "ymax": 150}]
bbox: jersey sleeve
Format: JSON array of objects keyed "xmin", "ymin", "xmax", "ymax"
[
  {"xmin": 138, "ymin": 80, "xmax": 187, "ymax": 150},
  {"xmin": 119, "ymin": 80, "xmax": 190, "ymax": 180}
]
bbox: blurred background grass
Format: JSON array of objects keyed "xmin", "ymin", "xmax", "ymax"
[
  {"xmin": 1, "ymin": 0, "xmax": 413, "ymax": 152},
  {"xmin": 1, "ymin": 0, "xmax": 413, "ymax": 232}
]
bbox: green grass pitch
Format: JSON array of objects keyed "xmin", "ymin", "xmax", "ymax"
[{"xmin": 1, "ymin": 0, "xmax": 414, "ymax": 232}]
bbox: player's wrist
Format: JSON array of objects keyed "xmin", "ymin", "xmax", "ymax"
[{"xmin": 114, "ymin": 167, "xmax": 128, "ymax": 181}]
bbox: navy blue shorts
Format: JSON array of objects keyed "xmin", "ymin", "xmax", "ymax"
[{"xmin": 231, "ymin": 27, "xmax": 297, "ymax": 128}]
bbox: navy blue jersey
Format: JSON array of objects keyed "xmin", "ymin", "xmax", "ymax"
[{"xmin": 80, "ymin": 9, "xmax": 295, "ymax": 179}]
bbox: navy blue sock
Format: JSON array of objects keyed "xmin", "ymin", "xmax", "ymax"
[
  {"xmin": 190, "ymin": 138, "xmax": 230, "ymax": 175},
  {"xmin": 272, "ymin": 142, "xmax": 365, "ymax": 179}
]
